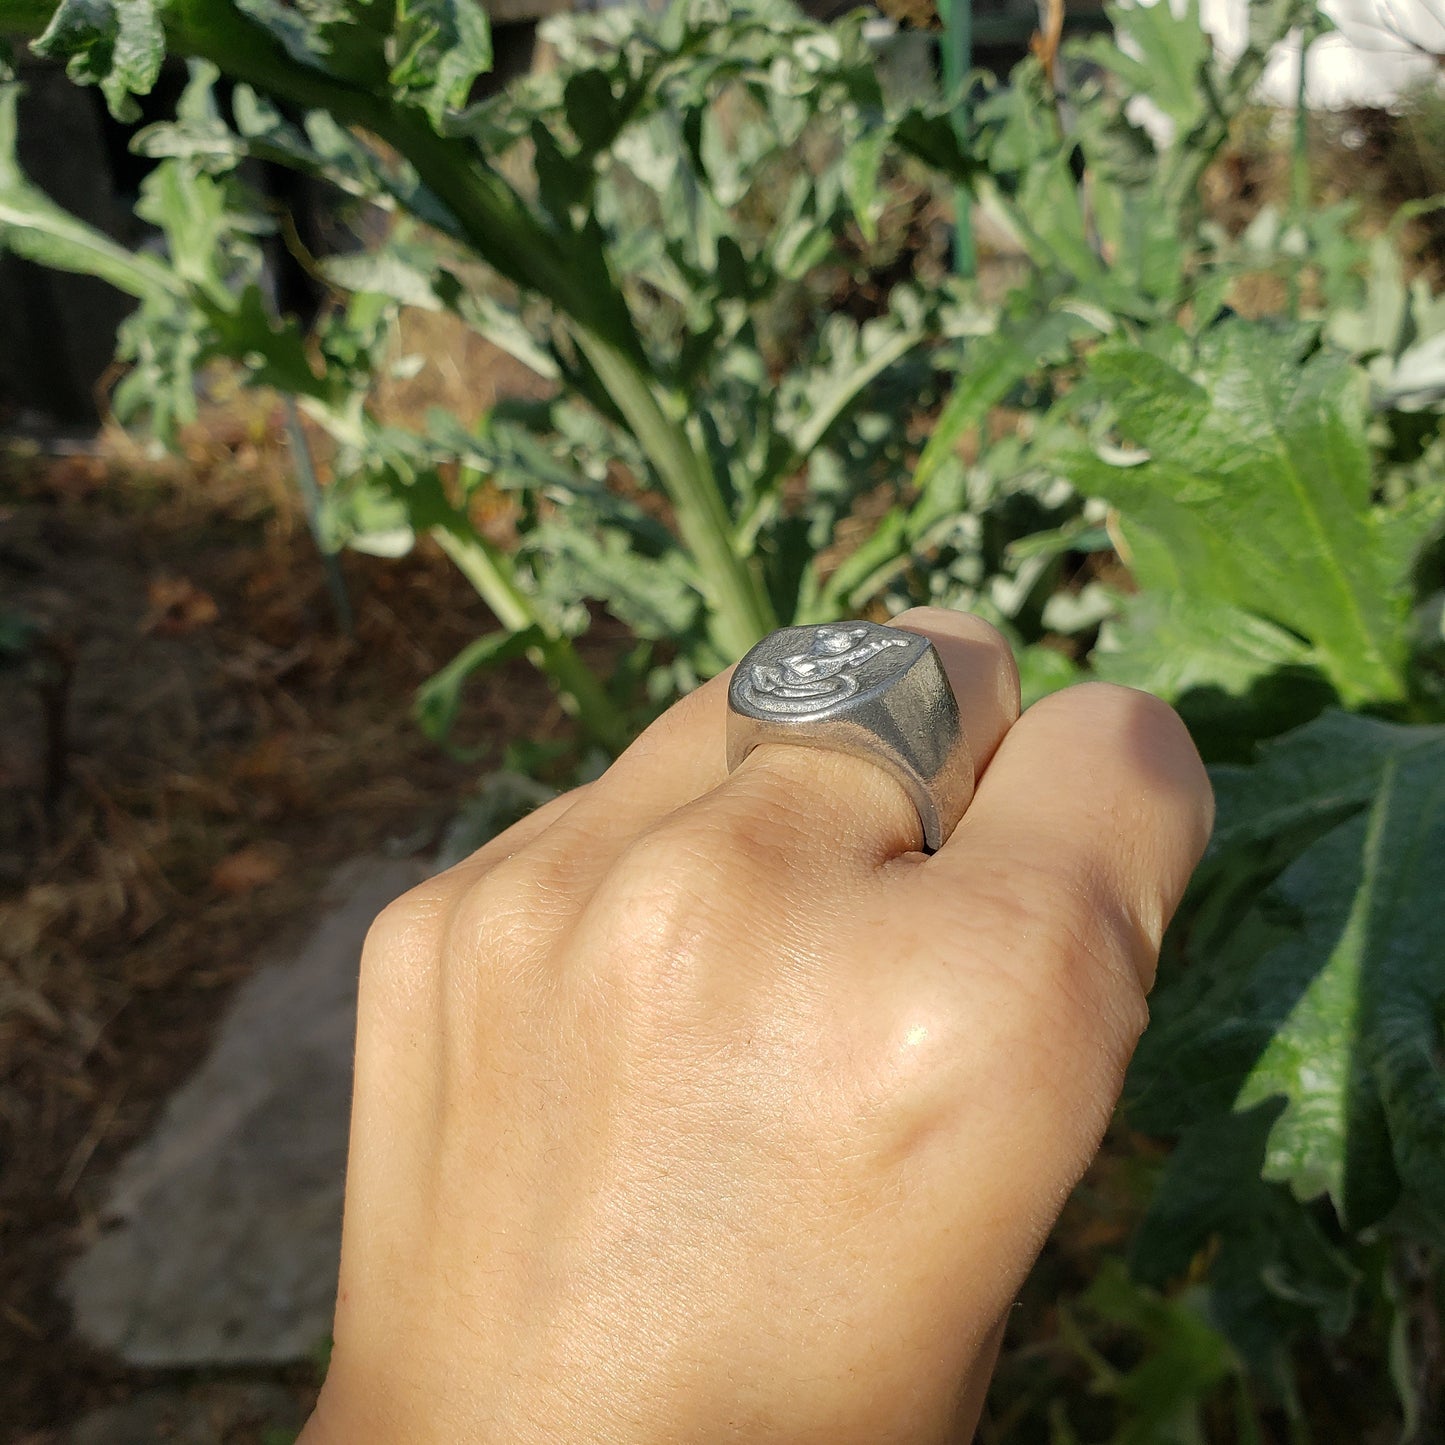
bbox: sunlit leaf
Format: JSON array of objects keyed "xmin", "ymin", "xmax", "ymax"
[{"xmin": 1070, "ymin": 323, "xmax": 1412, "ymax": 706}]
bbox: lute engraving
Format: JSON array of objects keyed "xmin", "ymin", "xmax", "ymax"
[{"xmin": 737, "ymin": 624, "xmax": 911, "ymax": 717}]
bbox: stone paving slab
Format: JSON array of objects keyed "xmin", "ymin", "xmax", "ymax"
[
  {"xmin": 64, "ymin": 855, "xmax": 425, "ymax": 1367},
  {"xmin": 66, "ymin": 1382, "xmax": 304, "ymax": 1445}
]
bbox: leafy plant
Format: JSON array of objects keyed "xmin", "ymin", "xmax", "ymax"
[{"xmin": 3, "ymin": 0, "xmax": 1443, "ymax": 1436}]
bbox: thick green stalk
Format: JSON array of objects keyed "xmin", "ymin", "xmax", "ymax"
[
  {"xmin": 2, "ymin": 0, "xmax": 778, "ymax": 656},
  {"xmin": 432, "ymin": 518, "xmax": 632, "ymax": 755},
  {"xmin": 577, "ymin": 332, "xmax": 775, "ymax": 658},
  {"xmin": 168, "ymin": 0, "xmax": 775, "ymax": 659}
]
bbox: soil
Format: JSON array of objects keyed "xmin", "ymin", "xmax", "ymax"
[{"xmin": 0, "ymin": 385, "xmax": 583, "ymax": 1441}]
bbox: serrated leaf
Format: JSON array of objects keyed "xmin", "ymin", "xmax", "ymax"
[
  {"xmin": 317, "ymin": 470, "xmax": 418, "ymax": 557},
  {"xmin": 33, "ymin": 0, "xmax": 165, "ymax": 121},
  {"xmin": 388, "ymin": 0, "xmax": 493, "ymax": 130},
  {"xmin": 841, "ymin": 124, "xmax": 887, "ymax": 244},
  {"xmin": 775, "ymin": 296, "xmax": 929, "ymax": 479},
  {"xmin": 232, "ymin": 0, "xmax": 389, "ymax": 86},
  {"xmin": 1133, "ymin": 712, "xmax": 1445, "ymax": 1324},
  {"xmin": 1130, "ymin": 1104, "xmax": 1361, "ymax": 1368},
  {"xmin": 914, "ymin": 305, "xmax": 1105, "ymax": 491},
  {"xmin": 0, "ymin": 83, "xmax": 178, "ymax": 301},
  {"xmin": 1095, "ymin": 0, "xmax": 1210, "ymax": 135},
  {"xmin": 1092, "ymin": 592, "xmax": 1315, "ymax": 697},
  {"xmin": 1070, "ymin": 322, "xmax": 1412, "ymax": 706},
  {"xmin": 204, "ymin": 285, "xmax": 323, "ymax": 398},
  {"xmin": 322, "ymin": 248, "xmax": 459, "ymax": 312},
  {"xmin": 416, "ymin": 626, "xmax": 544, "ymax": 741},
  {"xmin": 1206, "ymin": 712, "xmax": 1444, "ymax": 856},
  {"xmin": 1234, "ymin": 749, "xmax": 1445, "ymax": 1234},
  {"xmin": 1094, "ymin": 591, "xmax": 1339, "ymax": 762},
  {"xmin": 1062, "ymin": 1259, "xmax": 1237, "ymax": 1445},
  {"xmin": 135, "ymin": 159, "xmax": 244, "ymax": 306},
  {"xmin": 527, "ymin": 521, "xmax": 701, "ymax": 639}
]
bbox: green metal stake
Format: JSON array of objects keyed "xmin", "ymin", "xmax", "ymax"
[
  {"xmin": 284, "ymin": 398, "xmax": 354, "ymax": 635},
  {"xmin": 1287, "ymin": 18, "xmax": 1316, "ymax": 318},
  {"xmin": 938, "ymin": 0, "xmax": 976, "ymax": 279}
]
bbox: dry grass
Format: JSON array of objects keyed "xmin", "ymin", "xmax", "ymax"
[{"xmin": 0, "ymin": 352, "xmax": 576, "ymax": 1436}]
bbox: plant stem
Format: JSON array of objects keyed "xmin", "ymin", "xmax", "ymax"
[
  {"xmin": 577, "ymin": 332, "xmax": 776, "ymax": 658},
  {"xmin": 937, "ymin": 0, "xmax": 976, "ymax": 279},
  {"xmin": 1288, "ymin": 23, "xmax": 1312, "ymax": 318},
  {"xmin": 166, "ymin": 0, "xmax": 773, "ymax": 659},
  {"xmin": 432, "ymin": 517, "xmax": 632, "ymax": 756},
  {"xmin": 0, "ymin": 2, "xmax": 776, "ymax": 658},
  {"xmin": 283, "ymin": 398, "xmax": 354, "ymax": 634}
]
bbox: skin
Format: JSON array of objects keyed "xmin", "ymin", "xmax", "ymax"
[{"xmin": 299, "ymin": 607, "xmax": 1214, "ymax": 1445}]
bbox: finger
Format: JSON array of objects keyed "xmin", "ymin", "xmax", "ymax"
[
  {"xmin": 656, "ymin": 609, "xmax": 1021, "ymax": 872},
  {"xmin": 927, "ymin": 682, "xmax": 1214, "ymax": 993},
  {"xmin": 889, "ymin": 685, "xmax": 1212, "ymax": 1294}
]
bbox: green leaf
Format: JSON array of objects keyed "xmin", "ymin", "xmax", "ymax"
[
  {"xmin": 1092, "ymin": 592, "xmax": 1324, "ymax": 755},
  {"xmin": 1234, "ymin": 750, "xmax": 1445, "ymax": 1234},
  {"xmin": 1134, "ymin": 712, "xmax": 1445, "ymax": 1301},
  {"xmin": 526, "ymin": 519, "xmax": 702, "ymax": 640},
  {"xmin": 1092, "ymin": 589, "xmax": 1323, "ymax": 696},
  {"xmin": 564, "ymin": 68, "xmax": 628, "ymax": 155},
  {"xmin": 317, "ymin": 470, "xmax": 418, "ymax": 558},
  {"xmin": 775, "ymin": 292, "xmax": 929, "ymax": 479},
  {"xmin": 135, "ymin": 159, "xmax": 246, "ymax": 307},
  {"xmin": 388, "ymin": 0, "xmax": 493, "ymax": 131},
  {"xmin": 1070, "ymin": 323, "xmax": 1412, "ymax": 706},
  {"xmin": 0, "ymin": 83, "xmax": 179, "ymax": 301},
  {"xmin": 1016, "ymin": 643, "xmax": 1082, "ymax": 707},
  {"xmin": 1091, "ymin": 0, "xmax": 1211, "ymax": 136},
  {"xmin": 0, "ymin": 35, "xmax": 15, "ymax": 83},
  {"xmin": 914, "ymin": 304, "xmax": 1106, "ymax": 492},
  {"xmin": 321, "ymin": 246, "xmax": 461, "ymax": 313},
  {"xmin": 1131, "ymin": 1103, "xmax": 1361, "ymax": 1369},
  {"xmin": 33, "ymin": 0, "xmax": 165, "ymax": 121},
  {"xmin": 416, "ymin": 626, "xmax": 544, "ymax": 742},
  {"xmin": 1060, "ymin": 1259, "xmax": 1238, "ymax": 1445},
  {"xmin": 204, "ymin": 285, "xmax": 323, "ymax": 398},
  {"xmin": 841, "ymin": 123, "xmax": 887, "ymax": 245},
  {"xmin": 1206, "ymin": 711, "xmax": 1444, "ymax": 857}
]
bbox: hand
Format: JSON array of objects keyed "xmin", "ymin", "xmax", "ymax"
[{"xmin": 301, "ymin": 609, "xmax": 1213, "ymax": 1445}]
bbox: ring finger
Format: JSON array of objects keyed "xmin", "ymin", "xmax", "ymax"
[{"xmin": 544, "ymin": 608, "xmax": 1021, "ymax": 877}]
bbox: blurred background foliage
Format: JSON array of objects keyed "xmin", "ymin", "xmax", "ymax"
[{"xmin": 1, "ymin": 0, "xmax": 1443, "ymax": 1440}]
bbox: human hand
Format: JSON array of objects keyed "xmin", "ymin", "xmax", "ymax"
[{"xmin": 301, "ymin": 608, "xmax": 1213, "ymax": 1445}]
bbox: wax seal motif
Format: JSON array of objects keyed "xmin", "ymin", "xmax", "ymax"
[
  {"xmin": 725, "ymin": 621, "xmax": 973, "ymax": 853},
  {"xmin": 735, "ymin": 623, "xmax": 913, "ymax": 716}
]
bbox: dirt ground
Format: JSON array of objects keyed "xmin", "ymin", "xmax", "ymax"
[{"xmin": 0, "ymin": 382, "xmax": 587, "ymax": 1440}]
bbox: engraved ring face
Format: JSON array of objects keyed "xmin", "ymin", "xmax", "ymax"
[
  {"xmin": 733, "ymin": 623, "xmax": 921, "ymax": 717},
  {"xmin": 726, "ymin": 621, "xmax": 973, "ymax": 853}
]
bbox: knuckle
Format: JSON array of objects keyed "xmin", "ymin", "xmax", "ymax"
[
  {"xmin": 576, "ymin": 807, "xmax": 794, "ymax": 1006},
  {"xmin": 359, "ymin": 879, "xmax": 453, "ymax": 1004},
  {"xmin": 890, "ymin": 606, "xmax": 1011, "ymax": 653},
  {"xmin": 447, "ymin": 846, "xmax": 579, "ymax": 970},
  {"xmin": 585, "ymin": 826, "xmax": 715, "ymax": 968}
]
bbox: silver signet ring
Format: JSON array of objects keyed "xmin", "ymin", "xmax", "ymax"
[{"xmin": 725, "ymin": 621, "xmax": 974, "ymax": 853}]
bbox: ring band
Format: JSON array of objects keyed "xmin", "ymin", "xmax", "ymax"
[{"xmin": 725, "ymin": 621, "xmax": 974, "ymax": 852}]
